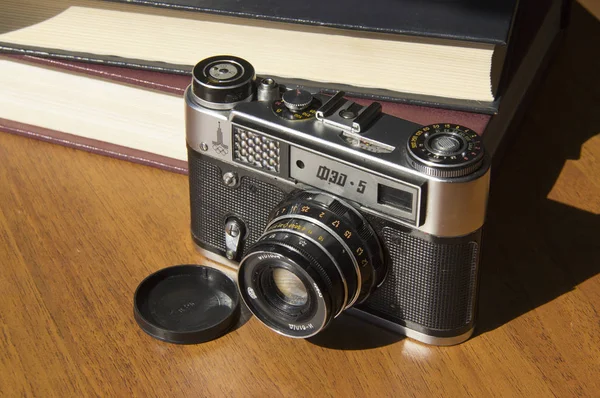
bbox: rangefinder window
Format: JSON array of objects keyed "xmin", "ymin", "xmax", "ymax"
[{"xmin": 377, "ymin": 184, "xmax": 413, "ymax": 213}]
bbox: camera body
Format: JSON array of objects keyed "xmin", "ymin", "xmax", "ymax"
[{"xmin": 185, "ymin": 56, "xmax": 490, "ymax": 345}]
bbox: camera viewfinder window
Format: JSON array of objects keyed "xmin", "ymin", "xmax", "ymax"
[{"xmin": 377, "ymin": 184, "xmax": 413, "ymax": 213}]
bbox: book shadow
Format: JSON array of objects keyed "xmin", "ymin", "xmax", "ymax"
[
  {"xmin": 475, "ymin": 2, "xmax": 600, "ymax": 335},
  {"xmin": 308, "ymin": 3, "xmax": 600, "ymax": 350}
]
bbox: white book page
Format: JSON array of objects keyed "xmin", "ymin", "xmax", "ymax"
[
  {"xmin": 0, "ymin": 59, "xmax": 187, "ymax": 161},
  {"xmin": 0, "ymin": 0, "xmax": 495, "ymax": 102}
]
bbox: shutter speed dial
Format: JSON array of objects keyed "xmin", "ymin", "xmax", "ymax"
[
  {"xmin": 407, "ymin": 124, "xmax": 484, "ymax": 178},
  {"xmin": 272, "ymin": 88, "xmax": 320, "ymax": 120},
  {"xmin": 282, "ymin": 89, "xmax": 314, "ymax": 112}
]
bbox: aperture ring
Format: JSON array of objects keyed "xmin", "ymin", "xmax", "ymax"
[
  {"xmin": 270, "ymin": 191, "xmax": 385, "ymax": 302},
  {"xmin": 267, "ymin": 214, "xmax": 366, "ymax": 308}
]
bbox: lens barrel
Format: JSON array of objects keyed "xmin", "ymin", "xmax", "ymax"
[{"xmin": 238, "ymin": 191, "xmax": 386, "ymax": 338}]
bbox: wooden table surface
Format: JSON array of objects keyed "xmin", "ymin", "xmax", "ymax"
[{"xmin": 2, "ymin": 4, "xmax": 600, "ymax": 397}]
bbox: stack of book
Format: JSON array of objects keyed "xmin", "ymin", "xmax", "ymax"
[{"xmin": 0, "ymin": 0, "xmax": 568, "ymax": 173}]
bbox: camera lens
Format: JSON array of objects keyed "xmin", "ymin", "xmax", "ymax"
[
  {"xmin": 238, "ymin": 191, "xmax": 386, "ymax": 338},
  {"xmin": 271, "ymin": 268, "xmax": 308, "ymax": 306}
]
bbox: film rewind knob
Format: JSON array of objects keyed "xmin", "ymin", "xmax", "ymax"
[{"xmin": 191, "ymin": 55, "xmax": 255, "ymax": 109}]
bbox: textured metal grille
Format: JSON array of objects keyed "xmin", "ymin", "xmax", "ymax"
[
  {"xmin": 188, "ymin": 152, "xmax": 286, "ymax": 255},
  {"xmin": 361, "ymin": 227, "xmax": 479, "ymax": 331},
  {"xmin": 233, "ymin": 126, "xmax": 280, "ymax": 172}
]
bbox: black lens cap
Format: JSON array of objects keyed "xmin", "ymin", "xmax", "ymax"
[{"xmin": 134, "ymin": 264, "xmax": 240, "ymax": 344}]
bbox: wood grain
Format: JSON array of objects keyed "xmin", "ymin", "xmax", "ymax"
[
  {"xmin": 579, "ymin": 0, "xmax": 600, "ymax": 18},
  {"xmin": 1, "ymin": 3, "xmax": 599, "ymax": 397}
]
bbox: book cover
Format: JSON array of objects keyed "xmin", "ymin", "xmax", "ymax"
[
  {"xmin": 0, "ymin": 0, "xmax": 549, "ymax": 113},
  {"xmin": 0, "ymin": 0, "xmax": 566, "ymax": 174},
  {"xmin": 105, "ymin": 0, "xmax": 518, "ymax": 44}
]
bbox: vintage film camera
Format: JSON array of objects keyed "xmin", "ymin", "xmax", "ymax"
[{"xmin": 185, "ymin": 55, "xmax": 490, "ymax": 345}]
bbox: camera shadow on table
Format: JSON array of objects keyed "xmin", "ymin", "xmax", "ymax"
[
  {"xmin": 309, "ymin": 3, "xmax": 600, "ymax": 350},
  {"xmin": 307, "ymin": 312, "xmax": 405, "ymax": 350}
]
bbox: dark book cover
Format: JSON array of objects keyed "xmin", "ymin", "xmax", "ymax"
[
  {"xmin": 0, "ymin": 0, "xmax": 551, "ymax": 114},
  {"xmin": 104, "ymin": 0, "xmax": 518, "ymax": 44}
]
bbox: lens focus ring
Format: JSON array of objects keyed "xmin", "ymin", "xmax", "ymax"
[{"xmin": 237, "ymin": 191, "xmax": 385, "ymax": 338}]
